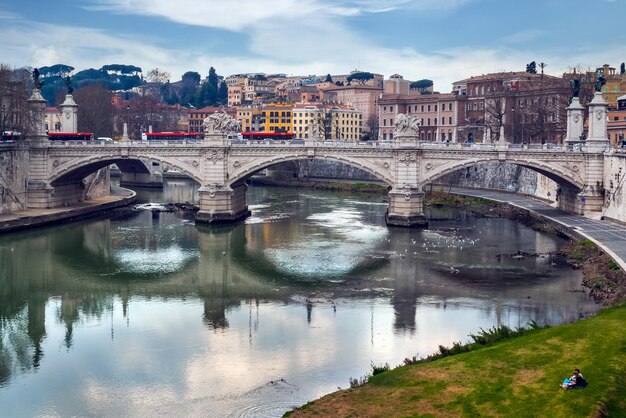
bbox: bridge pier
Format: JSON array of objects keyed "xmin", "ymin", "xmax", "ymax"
[
  {"xmin": 196, "ymin": 183, "xmax": 251, "ymax": 224},
  {"xmin": 385, "ymin": 186, "xmax": 428, "ymax": 227}
]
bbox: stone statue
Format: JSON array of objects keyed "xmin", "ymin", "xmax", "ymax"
[
  {"xmin": 570, "ymin": 79, "xmax": 580, "ymax": 98},
  {"xmin": 32, "ymin": 68, "xmax": 43, "ymax": 89},
  {"xmin": 393, "ymin": 113, "xmax": 420, "ymax": 137},
  {"xmin": 64, "ymin": 76, "xmax": 73, "ymax": 94},
  {"xmin": 203, "ymin": 111, "xmax": 239, "ymax": 134},
  {"xmin": 309, "ymin": 121, "xmax": 319, "ymax": 139},
  {"xmin": 595, "ymin": 72, "xmax": 606, "ymax": 92}
]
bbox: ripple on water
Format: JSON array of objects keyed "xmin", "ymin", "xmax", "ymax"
[
  {"xmin": 113, "ymin": 246, "xmax": 198, "ymax": 274},
  {"xmin": 221, "ymin": 379, "xmax": 304, "ymax": 418}
]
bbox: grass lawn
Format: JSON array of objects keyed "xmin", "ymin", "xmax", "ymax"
[{"xmin": 286, "ymin": 304, "xmax": 626, "ymax": 417}]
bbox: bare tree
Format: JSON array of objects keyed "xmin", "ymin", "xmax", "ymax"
[
  {"xmin": 119, "ymin": 95, "xmax": 179, "ymax": 139},
  {"xmin": 319, "ymin": 108, "xmax": 335, "ymax": 140},
  {"xmin": 484, "ymin": 89, "xmax": 515, "ymax": 142},
  {"xmin": 366, "ymin": 113, "xmax": 379, "ymax": 140},
  {"xmin": 74, "ymin": 84, "xmax": 115, "ymax": 138},
  {"xmin": 0, "ymin": 65, "xmax": 30, "ymax": 137},
  {"xmin": 145, "ymin": 68, "xmax": 171, "ymax": 84}
]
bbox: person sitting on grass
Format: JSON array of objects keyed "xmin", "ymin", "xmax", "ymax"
[{"xmin": 561, "ymin": 368, "xmax": 587, "ymax": 389}]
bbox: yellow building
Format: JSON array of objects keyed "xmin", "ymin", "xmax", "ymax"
[
  {"xmin": 598, "ymin": 64, "xmax": 626, "ymax": 108},
  {"xmin": 236, "ymin": 107, "xmax": 262, "ymax": 132},
  {"xmin": 262, "ymin": 103, "xmax": 293, "ymax": 132},
  {"xmin": 292, "ymin": 103, "xmax": 362, "ymax": 140}
]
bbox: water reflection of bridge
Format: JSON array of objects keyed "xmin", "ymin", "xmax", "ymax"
[{"xmin": 0, "ymin": 207, "xmax": 598, "ymax": 386}]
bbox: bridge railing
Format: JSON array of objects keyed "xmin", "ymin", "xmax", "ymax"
[{"xmin": 47, "ymin": 139, "xmax": 578, "ymax": 153}]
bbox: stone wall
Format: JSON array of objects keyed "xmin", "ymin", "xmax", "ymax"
[
  {"xmin": 602, "ymin": 153, "xmax": 626, "ymax": 223},
  {"xmin": 437, "ymin": 162, "xmax": 558, "ymax": 201},
  {"xmin": 0, "ymin": 145, "xmax": 29, "ymax": 214},
  {"xmin": 267, "ymin": 160, "xmax": 559, "ymax": 204},
  {"xmin": 267, "ymin": 160, "xmax": 381, "ymax": 182}
]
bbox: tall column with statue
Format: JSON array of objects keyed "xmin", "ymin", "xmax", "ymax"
[
  {"xmin": 59, "ymin": 77, "xmax": 78, "ymax": 133},
  {"xmin": 564, "ymin": 79, "xmax": 585, "ymax": 149},
  {"xmin": 573, "ymin": 73, "xmax": 610, "ymax": 215},
  {"xmin": 196, "ymin": 112, "xmax": 251, "ymax": 224},
  {"xmin": 26, "ymin": 68, "xmax": 55, "ymax": 208}
]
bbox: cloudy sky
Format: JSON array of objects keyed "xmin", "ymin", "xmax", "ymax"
[{"xmin": 0, "ymin": 0, "xmax": 624, "ymax": 91}]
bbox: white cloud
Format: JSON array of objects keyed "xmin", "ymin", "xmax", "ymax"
[
  {"xmin": 86, "ymin": 0, "xmax": 471, "ymax": 31},
  {"xmin": 2, "ymin": 1, "xmax": 625, "ymax": 94},
  {"xmin": 502, "ymin": 29, "xmax": 545, "ymax": 44}
]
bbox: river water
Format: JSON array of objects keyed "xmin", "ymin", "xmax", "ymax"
[{"xmin": 0, "ymin": 180, "xmax": 599, "ymax": 417}]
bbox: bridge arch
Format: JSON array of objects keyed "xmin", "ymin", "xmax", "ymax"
[
  {"xmin": 227, "ymin": 154, "xmax": 394, "ymax": 187},
  {"xmin": 420, "ymin": 157, "xmax": 585, "ymax": 190},
  {"xmin": 49, "ymin": 154, "xmax": 203, "ymax": 185}
]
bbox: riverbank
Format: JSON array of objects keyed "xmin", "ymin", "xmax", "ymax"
[
  {"xmin": 282, "ymin": 187, "xmax": 626, "ymax": 417},
  {"xmin": 286, "ymin": 303, "xmax": 626, "ymax": 417},
  {"xmin": 0, "ymin": 186, "xmax": 136, "ymax": 234}
]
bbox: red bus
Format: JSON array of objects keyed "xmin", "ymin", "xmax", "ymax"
[
  {"xmin": 141, "ymin": 132, "xmax": 200, "ymax": 141},
  {"xmin": 241, "ymin": 132, "xmax": 295, "ymax": 140},
  {"xmin": 48, "ymin": 132, "xmax": 94, "ymax": 141}
]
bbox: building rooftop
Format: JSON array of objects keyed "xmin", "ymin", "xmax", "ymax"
[{"xmin": 453, "ymin": 71, "xmax": 562, "ymax": 84}]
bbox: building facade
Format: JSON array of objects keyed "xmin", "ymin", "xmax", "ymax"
[
  {"xmin": 452, "ymin": 72, "xmax": 570, "ymax": 143},
  {"xmin": 291, "ymin": 103, "xmax": 361, "ymax": 140},
  {"xmin": 321, "ymin": 85, "xmax": 382, "ymax": 134},
  {"xmin": 378, "ymin": 93, "xmax": 461, "ymax": 141}
]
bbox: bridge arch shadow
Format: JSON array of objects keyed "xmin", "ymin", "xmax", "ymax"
[
  {"xmin": 227, "ymin": 155, "xmax": 394, "ymax": 189},
  {"xmin": 421, "ymin": 158, "xmax": 584, "ymax": 191},
  {"xmin": 50, "ymin": 155, "xmax": 202, "ymax": 186}
]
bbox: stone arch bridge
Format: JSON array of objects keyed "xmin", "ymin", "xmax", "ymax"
[{"xmin": 26, "ymin": 134, "xmax": 605, "ymax": 227}]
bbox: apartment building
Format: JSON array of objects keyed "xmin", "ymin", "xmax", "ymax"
[
  {"xmin": 292, "ymin": 103, "xmax": 362, "ymax": 140},
  {"xmin": 261, "ymin": 103, "xmax": 294, "ymax": 132},
  {"xmin": 321, "ymin": 84, "xmax": 382, "ymax": 133},
  {"xmin": 597, "ymin": 64, "xmax": 626, "ymax": 108},
  {"xmin": 452, "ymin": 72, "xmax": 569, "ymax": 143},
  {"xmin": 236, "ymin": 107, "xmax": 263, "ymax": 132},
  {"xmin": 378, "ymin": 93, "xmax": 461, "ymax": 141},
  {"xmin": 609, "ymin": 95, "xmax": 626, "ymax": 146}
]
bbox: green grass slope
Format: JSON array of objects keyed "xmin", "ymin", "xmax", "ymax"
[{"xmin": 287, "ymin": 305, "xmax": 626, "ymax": 417}]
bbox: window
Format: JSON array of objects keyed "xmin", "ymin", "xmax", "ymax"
[
  {"xmin": 441, "ymin": 117, "xmax": 445, "ymax": 125},
  {"xmin": 434, "ymin": 104, "xmax": 438, "ymax": 112},
  {"xmin": 428, "ymin": 105, "xmax": 431, "ymax": 112},
  {"xmin": 421, "ymin": 105, "xmax": 424, "ymax": 112},
  {"xmin": 427, "ymin": 118, "xmax": 431, "ymax": 125},
  {"xmin": 449, "ymin": 117, "xmax": 452, "ymax": 124},
  {"xmin": 390, "ymin": 118, "xmax": 393, "ymax": 126}
]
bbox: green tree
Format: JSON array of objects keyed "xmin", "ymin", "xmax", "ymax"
[
  {"xmin": 325, "ymin": 73, "xmax": 333, "ymax": 83},
  {"xmin": 410, "ymin": 79, "xmax": 433, "ymax": 94},
  {"xmin": 179, "ymin": 71, "xmax": 201, "ymax": 106},
  {"xmin": 346, "ymin": 72, "xmax": 374, "ymax": 85},
  {"xmin": 182, "ymin": 71, "xmax": 201, "ymax": 85},
  {"xmin": 621, "ymin": 62, "xmax": 625, "ymax": 75},
  {"xmin": 217, "ymin": 82, "xmax": 228, "ymax": 105},
  {"xmin": 526, "ymin": 61, "xmax": 537, "ymax": 74}
]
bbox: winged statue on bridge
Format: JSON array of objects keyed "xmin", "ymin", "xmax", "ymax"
[
  {"xmin": 393, "ymin": 113, "xmax": 420, "ymax": 138},
  {"xmin": 203, "ymin": 112, "xmax": 241, "ymax": 135}
]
